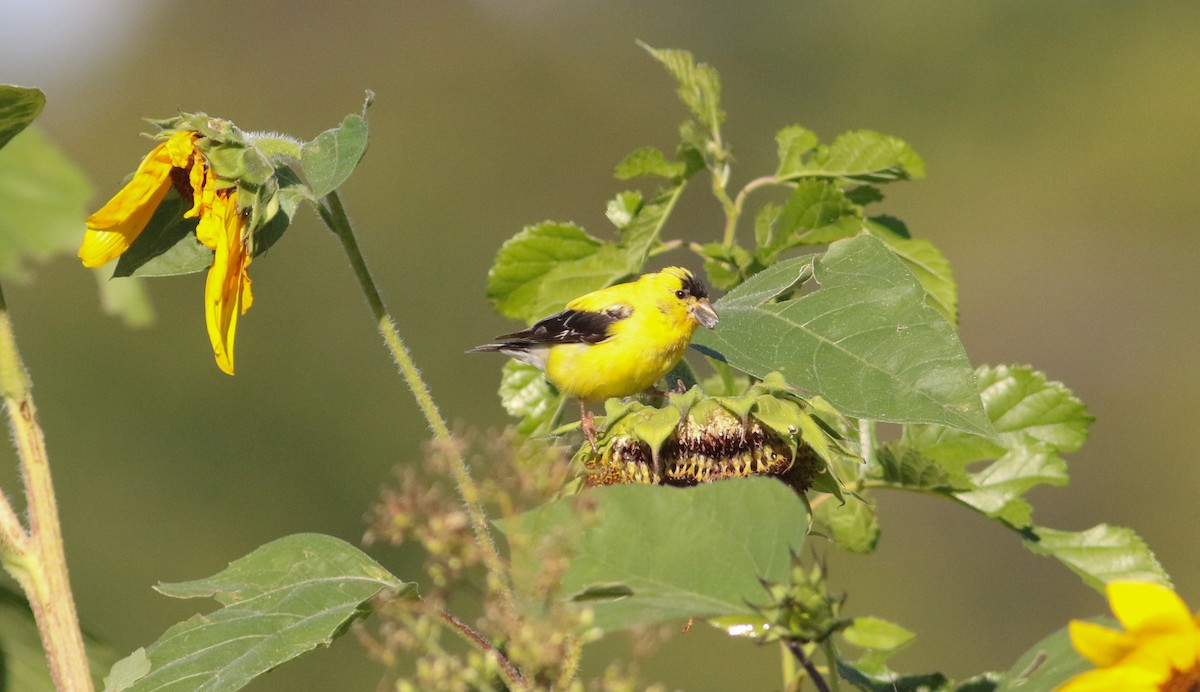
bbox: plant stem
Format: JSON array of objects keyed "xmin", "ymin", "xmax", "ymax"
[
  {"xmin": 858, "ymin": 419, "xmax": 876, "ymax": 474},
  {"xmin": 783, "ymin": 640, "xmax": 829, "ymax": 692},
  {"xmin": 820, "ymin": 639, "xmax": 842, "ymax": 692},
  {"xmin": 317, "ymin": 191, "xmax": 516, "ymax": 621},
  {"xmin": 437, "ymin": 608, "xmax": 528, "ymax": 692},
  {"xmin": 722, "ymin": 174, "xmax": 780, "ymax": 247},
  {"xmin": 0, "ymin": 282, "xmax": 93, "ymax": 691}
]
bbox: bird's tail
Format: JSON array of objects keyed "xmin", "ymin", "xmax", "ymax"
[{"xmin": 467, "ymin": 341, "xmax": 547, "ymax": 369}]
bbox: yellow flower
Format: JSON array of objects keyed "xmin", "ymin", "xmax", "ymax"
[
  {"xmin": 80, "ymin": 131, "xmax": 253, "ymax": 375},
  {"xmin": 1061, "ymin": 580, "xmax": 1200, "ymax": 692}
]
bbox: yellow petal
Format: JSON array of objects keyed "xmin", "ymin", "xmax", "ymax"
[
  {"xmin": 1069, "ymin": 619, "xmax": 1135, "ymax": 667},
  {"xmin": 78, "ymin": 141, "xmax": 175, "ymax": 267},
  {"xmin": 1058, "ymin": 664, "xmax": 1162, "ymax": 692},
  {"xmin": 1107, "ymin": 581, "xmax": 1193, "ymax": 638},
  {"xmin": 198, "ymin": 192, "xmax": 252, "ymax": 375}
]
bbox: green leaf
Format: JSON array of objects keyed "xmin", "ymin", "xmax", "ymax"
[
  {"xmin": 111, "ymin": 191, "xmax": 207, "ymax": 278},
  {"xmin": 639, "ymin": 44, "xmax": 724, "ymax": 135},
  {"xmin": 0, "ymin": 85, "xmax": 45, "ymax": 150},
  {"xmin": 781, "ymin": 130, "xmax": 925, "ymax": 182},
  {"xmin": 995, "ymin": 623, "xmax": 1091, "ymax": 692},
  {"xmin": 842, "ymin": 616, "xmax": 916, "ymax": 672},
  {"xmin": 106, "ymin": 534, "xmax": 413, "ymax": 692},
  {"xmin": 872, "ymin": 445, "xmax": 964, "ymax": 489},
  {"xmin": 1023, "ymin": 524, "xmax": 1170, "ymax": 592},
  {"xmin": 836, "ymin": 661, "xmax": 949, "ymax": 692},
  {"xmin": 695, "ymin": 234, "xmax": 992, "ymax": 435},
  {"xmin": 953, "ymin": 444, "xmax": 1067, "ymax": 528},
  {"xmin": 869, "ymin": 221, "xmax": 958, "ymax": 326},
  {"xmin": 605, "ymin": 190, "xmax": 642, "ymax": 229},
  {"xmin": 486, "ymin": 221, "xmax": 619, "ymax": 322},
  {"xmin": 901, "ymin": 365, "xmax": 1093, "ymax": 527},
  {"xmin": 498, "ymin": 478, "xmax": 806, "ymax": 631},
  {"xmin": 775, "ymin": 125, "xmax": 819, "ymax": 178},
  {"xmin": 0, "ymin": 126, "xmax": 93, "ymax": 280},
  {"xmin": 615, "ymin": 147, "xmax": 686, "ymax": 180},
  {"xmin": 813, "ymin": 497, "xmax": 880, "ymax": 554},
  {"xmin": 301, "ymin": 112, "xmax": 369, "ymax": 199},
  {"xmin": 770, "ymin": 178, "xmax": 862, "ymax": 249},
  {"xmin": 487, "ymin": 184, "xmax": 684, "ymax": 323},
  {"xmin": 92, "ymin": 268, "xmax": 155, "ymax": 328},
  {"xmin": 499, "ymin": 360, "xmax": 562, "ymax": 434}
]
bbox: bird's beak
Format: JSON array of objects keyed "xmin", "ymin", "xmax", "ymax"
[{"xmin": 690, "ymin": 299, "xmax": 719, "ymax": 329}]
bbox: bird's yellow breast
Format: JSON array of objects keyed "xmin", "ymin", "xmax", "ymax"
[{"xmin": 543, "ymin": 301, "xmax": 695, "ymax": 402}]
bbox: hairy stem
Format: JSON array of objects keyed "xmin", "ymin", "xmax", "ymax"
[
  {"xmin": 0, "ymin": 283, "xmax": 93, "ymax": 691},
  {"xmin": 317, "ymin": 191, "xmax": 516, "ymax": 622}
]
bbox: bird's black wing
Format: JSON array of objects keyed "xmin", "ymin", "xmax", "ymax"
[{"xmin": 495, "ymin": 304, "xmax": 633, "ymax": 345}]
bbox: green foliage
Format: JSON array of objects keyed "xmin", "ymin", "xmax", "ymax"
[
  {"xmin": 0, "ymin": 85, "xmax": 44, "ymax": 150},
  {"xmin": 498, "ymin": 479, "xmax": 806, "ymax": 631},
  {"xmin": 694, "ymin": 235, "xmax": 991, "ymax": 434},
  {"xmin": 995, "ymin": 622, "xmax": 1092, "ymax": 692},
  {"xmin": 300, "ymin": 107, "xmax": 370, "ymax": 199},
  {"xmin": 1024, "ymin": 525, "xmax": 1169, "ymax": 591},
  {"xmin": 105, "ymin": 534, "xmax": 413, "ymax": 692},
  {"xmin": 499, "ymin": 359, "xmax": 562, "ymax": 434},
  {"xmin": 0, "ymin": 125, "xmax": 92, "ymax": 280},
  {"xmin": 12, "ymin": 41, "xmax": 1164, "ymax": 692},
  {"xmin": 486, "ymin": 182, "xmax": 687, "ymax": 324}
]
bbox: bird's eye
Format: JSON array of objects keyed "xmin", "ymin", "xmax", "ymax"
[{"xmin": 675, "ymin": 289, "xmax": 687, "ymax": 299}]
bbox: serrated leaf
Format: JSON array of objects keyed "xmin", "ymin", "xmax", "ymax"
[
  {"xmin": 904, "ymin": 365, "xmax": 1092, "ymax": 478},
  {"xmin": 498, "ymin": 478, "xmax": 806, "ymax": 631},
  {"xmin": 953, "ymin": 444, "xmax": 1066, "ymax": 528},
  {"xmin": 0, "ymin": 85, "xmax": 44, "ymax": 150},
  {"xmin": 499, "ymin": 360, "xmax": 561, "ymax": 434},
  {"xmin": 814, "ymin": 498, "xmax": 880, "ymax": 554},
  {"xmin": 869, "ymin": 221, "xmax": 958, "ymax": 326},
  {"xmin": 615, "ymin": 147, "xmax": 686, "ymax": 180},
  {"xmin": 775, "ymin": 125, "xmax": 819, "ymax": 178},
  {"xmin": 0, "ymin": 126, "xmax": 93, "ymax": 280},
  {"xmin": 1023, "ymin": 525, "xmax": 1170, "ymax": 592},
  {"xmin": 487, "ymin": 184, "xmax": 683, "ymax": 323},
  {"xmin": 996, "ymin": 622, "xmax": 1092, "ymax": 692},
  {"xmin": 640, "ymin": 44, "xmax": 724, "ymax": 135},
  {"xmin": 486, "ymin": 221, "xmax": 621, "ymax": 322},
  {"xmin": 872, "ymin": 445, "xmax": 962, "ymax": 489},
  {"xmin": 695, "ymin": 234, "xmax": 992, "ymax": 435},
  {"xmin": 106, "ymin": 533, "xmax": 413, "ymax": 692},
  {"xmin": 783, "ymin": 130, "xmax": 925, "ymax": 182},
  {"xmin": 605, "ymin": 190, "xmax": 642, "ymax": 228},
  {"xmin": 770, "ymin": 178, "xmax": 862, "ymax": 250},
  {"xmin": 301, "ymin": 113, "xmax": 369, "ymax": 199}
]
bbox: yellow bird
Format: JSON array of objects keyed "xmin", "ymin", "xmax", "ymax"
[{"xmin": 472, "ymin": 267, "xmax": 719, "ymax": 441}]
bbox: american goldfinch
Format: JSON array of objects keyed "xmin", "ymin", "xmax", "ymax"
[{"xmin": 472, "ymin": 267, "xmax": 719, "ymax": 441}]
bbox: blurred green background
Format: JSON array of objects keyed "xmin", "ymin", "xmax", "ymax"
[{"xmin": 3, "ymin": 1, "xmax": 1199, "ymax": 689}]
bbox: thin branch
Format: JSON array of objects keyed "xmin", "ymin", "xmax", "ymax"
[
  {"xmin": 783, "ymin": 640, "xmax": 830, "ymax": 692},
  {"xmin": 437, "ymin": 609, "xmax": 528, "ymax": 692},
  {"xmin": 316, "ymin": 192, "xmax": 517, "ymax": 624}
]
